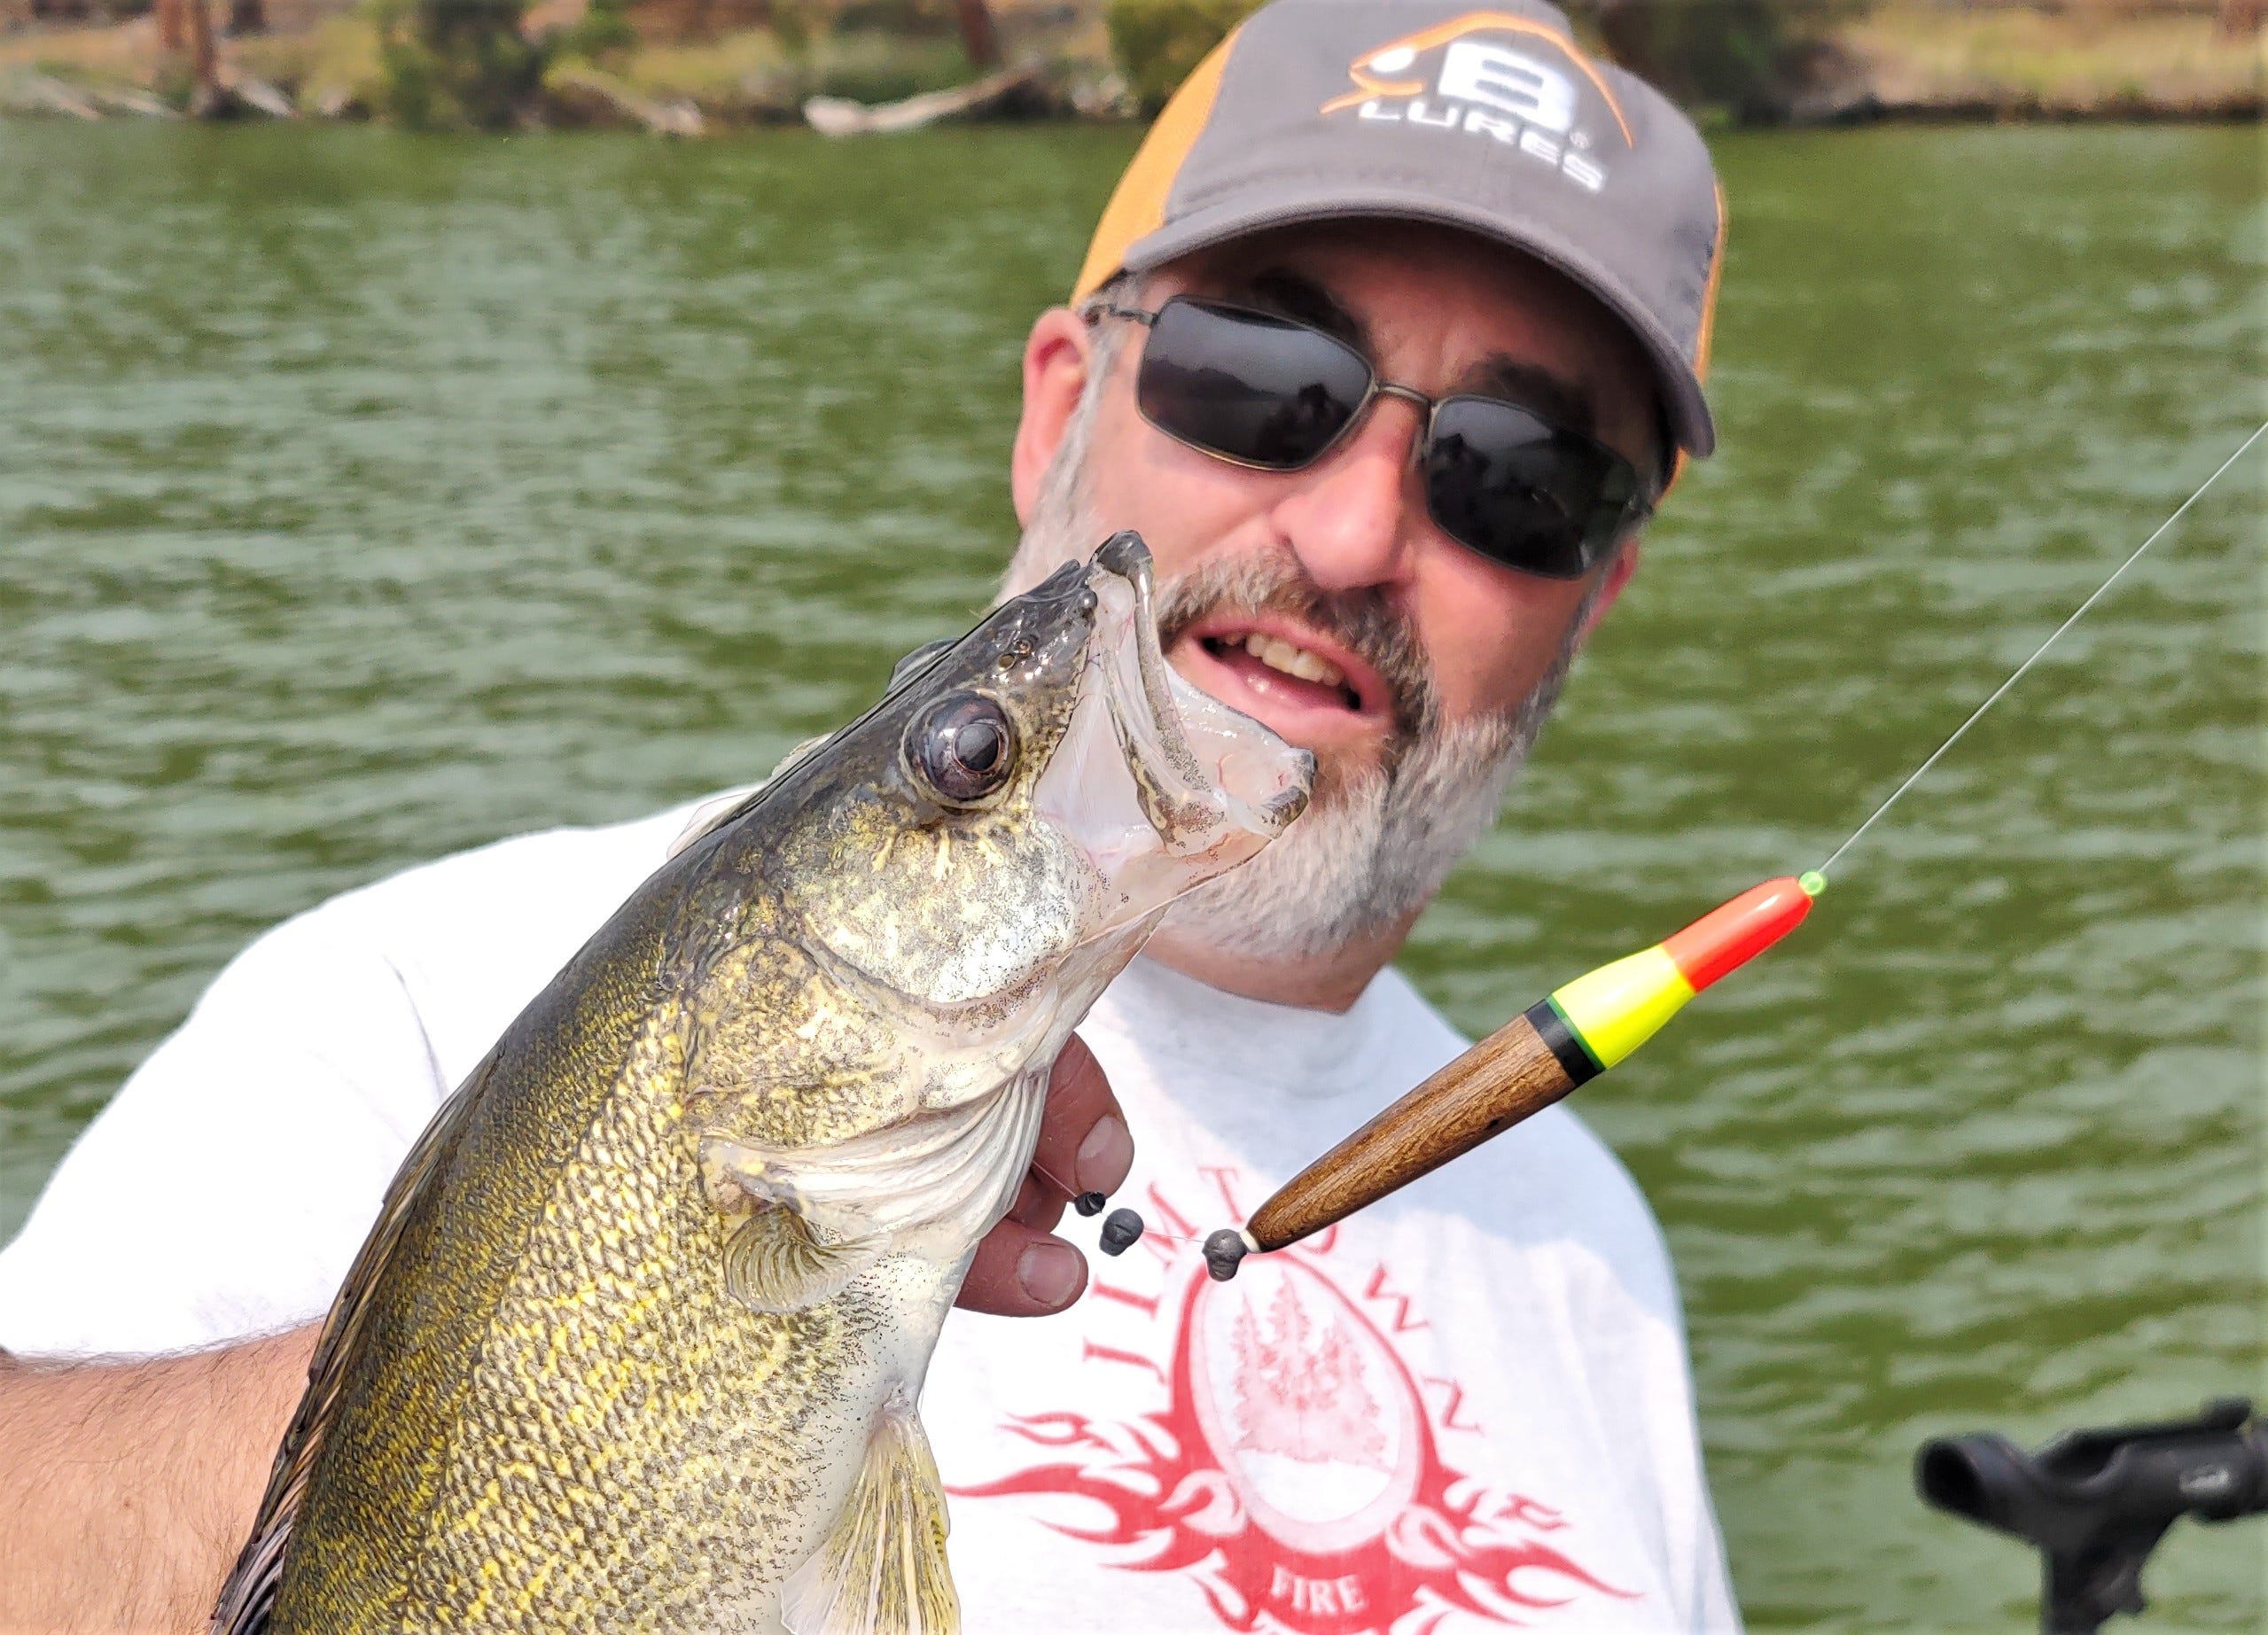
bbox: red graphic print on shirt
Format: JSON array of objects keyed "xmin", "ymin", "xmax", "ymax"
[
  {"xmin": 951, "ymin": 1169, "xmax": 1633, "ymax": 1632},
  {"xmin": 1232, "ymin": 1280, "xmax": 1389, "ymax": 1473}
]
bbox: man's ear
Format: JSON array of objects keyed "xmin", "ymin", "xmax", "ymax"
[
  {"xmin": 1581, "ymin": 541, "xmax": 1641, "ymax": 638},
  {"xmin": 1010, "ymin": 308, "xmax": 1093, "ymax": 526}
]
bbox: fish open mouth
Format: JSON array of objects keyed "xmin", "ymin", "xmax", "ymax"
[
  {"xmin": 1091, "ymin": 532, "xmax": 1313, "ymax": 846},
  {"xmin": 1035, "ymin": 533, "xmax": 1313, "ymax": 921}
]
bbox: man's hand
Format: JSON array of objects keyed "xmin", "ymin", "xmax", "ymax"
[{"xmin": 956, "ymin": 1033, "xmax": 1131, "ymax": 1317}]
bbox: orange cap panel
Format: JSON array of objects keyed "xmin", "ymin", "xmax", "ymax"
[{"xmin": 1072, "ymin": 28, "xmax": 1243, "ymax": 302}]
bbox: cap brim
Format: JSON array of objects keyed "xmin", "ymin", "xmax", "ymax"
[{"xmin": 1114, "ymin": 187, "xmax": 1716, "ymax": 460}]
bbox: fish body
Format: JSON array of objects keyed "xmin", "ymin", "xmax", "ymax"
[{"xmin": 213, "ymin": 533, "xmax": 1312, "ymax": 1635}]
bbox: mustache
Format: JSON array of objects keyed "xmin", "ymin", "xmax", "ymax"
[{"xmin": 1151, "ymin": 551, "xmax": 1436, "ymax": 742}]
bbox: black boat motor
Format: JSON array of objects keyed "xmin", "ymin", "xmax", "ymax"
[{"xmin": 1915, "ymin": 1397, "xmax": 2268, "ymax": 1634}]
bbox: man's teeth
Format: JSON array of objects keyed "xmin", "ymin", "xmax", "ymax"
[{"xmin": 1241, "ymin": 632, "xmax": 1346, "ymax": 689}]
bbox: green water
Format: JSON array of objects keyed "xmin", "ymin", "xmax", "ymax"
[{"xmin": 0, "ymin": 120, "xmax": 2259, "ymax": 1627}]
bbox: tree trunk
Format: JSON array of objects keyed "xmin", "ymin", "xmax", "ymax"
[
  {"xmin": 156, "ymin": 0, "xmax": 185, "ymax": 53},
  {"xmin": 185, "ymin": 0, "xmax": 219, "ymax": 109},
  {"xmin": 954, "ymin": 0, "xmax": 1000, "ymax": 69}
]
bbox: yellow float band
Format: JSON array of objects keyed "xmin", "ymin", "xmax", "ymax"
[{"xmin": 1547, "ymin": 945, "xmax": 1697, "ymax": 1071}]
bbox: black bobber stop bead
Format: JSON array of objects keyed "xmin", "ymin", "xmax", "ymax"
[
  {"xmin": 1073, "ymin": 1191, "xmax": 1108, "ymax": 1218},
  {"xmin": 1098, "ymin": 1208, "xmax": 1144, "ymax": 1256}
]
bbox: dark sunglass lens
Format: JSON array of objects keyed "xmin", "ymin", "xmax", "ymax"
[
  {"xmin": 1422, "ymin": 399, "xmax": 1630, "ymax": 579},
  {"xmin": 1136, "ymin": 300, "xmax": 1371, "ymax": 471}
]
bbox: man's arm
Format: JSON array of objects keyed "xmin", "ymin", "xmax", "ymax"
[{"xmin": 0, "ymin": 1325, "xmax": 315, "ymax": 1635}]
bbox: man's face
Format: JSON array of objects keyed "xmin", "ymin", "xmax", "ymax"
[{"xmin": 1004, "ymin": 220, "xmax": 1663, "ymax": 962}]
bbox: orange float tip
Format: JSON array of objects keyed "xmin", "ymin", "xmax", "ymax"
[{"xmin": 1660, "ymin": 875, "xmax": 1819, "ymax": 993}]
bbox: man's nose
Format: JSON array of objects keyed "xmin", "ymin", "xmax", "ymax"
[{"xmin": 1267, "ymin": 395, "xmax": 1426, "ymax": 594}]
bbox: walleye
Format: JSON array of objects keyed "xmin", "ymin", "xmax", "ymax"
[{"xmin": 211, "ymin": 532, "xmax": 1312, "ymax": 1635}]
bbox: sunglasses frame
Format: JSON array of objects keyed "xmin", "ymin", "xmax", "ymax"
[{"xmin": 1086, "ymin": 293, "xmax": 1655, "ymax": 580}]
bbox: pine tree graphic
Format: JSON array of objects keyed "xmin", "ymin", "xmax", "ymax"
[{"xmin": 1230, "ymin": 1281, "xmax": 1390, "ymax": 1471}]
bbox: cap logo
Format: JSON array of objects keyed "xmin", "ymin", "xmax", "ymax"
[
  {"xmin": 1320, "ymin": 12, "xmax": 1632, "ymax": 194},
  {"xmin": 1436, "ymin": 40, "xmax": 1576, "ymax": 132}
]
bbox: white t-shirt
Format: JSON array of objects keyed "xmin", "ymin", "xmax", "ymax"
[{"xmin": 0, "ymin": 804, "xmax": 1740, "ymax": 1634}]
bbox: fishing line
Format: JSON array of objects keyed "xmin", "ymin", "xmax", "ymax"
[
  {"xmin": 1069, "ymin": 423, "xmax": 2265, "ymax": 1271},
  {"xmin": 1812, "ymin": 421, "xmax": 2266, "ymax": 879}
]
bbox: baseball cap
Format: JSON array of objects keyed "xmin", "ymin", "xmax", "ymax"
[{"xmin": 1073, "ymin": 0, "xmax": 1726, "ymax": 457}]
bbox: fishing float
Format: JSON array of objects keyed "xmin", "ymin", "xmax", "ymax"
[
  {"xmin": 1201, "ymin": 873, "xmax": 1822, "ymax": 1277},
  {"xmin": 1191, "ymin": 422, "xmax": 2265, "ymax": 1282}
]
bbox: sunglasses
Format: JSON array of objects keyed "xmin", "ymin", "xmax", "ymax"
[{"xmin": 1089, "ymin": 295, "xmax": 1651, "ymax": 580}]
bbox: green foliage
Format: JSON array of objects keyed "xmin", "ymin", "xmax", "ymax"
[
  {"xmin": 602, "ymin": 25, "xmax": 974, "ymax": 115},
  {"xmin": 769, "ymin": 0, "xmax": 826, "ymax": 58},
  {"xmin": 1104, "ymin": 0, "xmax": 1259, "ymax": 112},
  {"xmin": 372, "ymin": 0, "xmax": 543, "ymax": 129},
  {"xmin": 555, "ymin": 0, "xmax": 638, "ymax": 67},
  {"xmin": 1578, "ymin": 0, "xmax": 1865, "ymax": 124},
  {"xmin": 832, "ymin": 0, "xmax": 957, "ymax": 38},
  {"xmin": 1099, "ymin": 0, "xmax": 1863, "ymax": 125},
  {"xmin": 147, "ymin": 55, "xmax": 200, "ymax": 111},
  {"xmin": 802, "ymin": 28, "xmax": 971, "ymax": 101}
]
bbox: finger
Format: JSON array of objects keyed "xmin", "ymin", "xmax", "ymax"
[
  {"xmin": 955, "ymin": 1218, "xmax": 1087, "ymax": 1316},
  {"xmin": 1030, "ymin": 1033, "xmax": 1133, "ymax": 1203},
  {"xmin": 953, "ymin": 1038, "xmax": 1120, "ymax": 1318},
  {"xmin": 1006, "ymin": 1172, "xmax": 1067, "ymax": 1235}
]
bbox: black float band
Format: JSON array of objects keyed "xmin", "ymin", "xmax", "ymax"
[{"xmin": 1524, "ymin": 999, "xmax": 1604, "ymax": 1088}]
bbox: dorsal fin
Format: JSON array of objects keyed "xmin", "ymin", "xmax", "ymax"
[
  {"xmin": 666, "ymin": 784, "xmax": 767, "ymax": 861},
  {"xmin": 207, "ymin": 1049, "xmax": 501, "ymax": 1633},
  {"xmin": 663, "ymin": 744, "xmax": 811, "ymax": 861}
]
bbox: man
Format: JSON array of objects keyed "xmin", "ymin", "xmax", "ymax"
[{"xmin": 0, "ymin": 1, "xmax": 1738, "ymax": 1629}]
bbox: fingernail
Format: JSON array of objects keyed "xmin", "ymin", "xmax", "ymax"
[
  {"xmin": 1017, "ymin": 1242, "xmax": 1085, "ymax": 1309},
  {"xmin": 1076, "ymin": 1115, "xmax": 1134, "ymax": 1196}
]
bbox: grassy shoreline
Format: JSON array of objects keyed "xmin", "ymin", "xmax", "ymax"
[
  {"xmin": 1820, "ymin": 6, "xmax": 2262, "ymax": 122},
  {"xmin": 2, "ymin": 4, "xmax": 2258, "ymax": 128}
]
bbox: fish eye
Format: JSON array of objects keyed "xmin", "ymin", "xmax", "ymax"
[{"xmin": 908, "ymin": 692, "xmax": 1017, "ymax": 806}]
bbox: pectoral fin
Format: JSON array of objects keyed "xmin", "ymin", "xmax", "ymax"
[
  {"xmin": 700, "ymin": 1065, "xmax": 1048, "ymax": 1261},
  {"xmin": 781, "ymin": 1399, "xmax": 958, "ymax": 1635},
  {"xmin": 721, "ymin": 1206, "xmax": 878, "ymax": 1314}
]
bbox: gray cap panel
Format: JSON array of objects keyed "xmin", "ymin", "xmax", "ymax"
[{"xmin": 1120, "ymin": 0, "xmax": 1721, "ymax": 455}]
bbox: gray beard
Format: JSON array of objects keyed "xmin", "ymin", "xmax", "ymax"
[{"xmin": 1000, "ymin": 404, "xmax": 1590, "ymax": 965}]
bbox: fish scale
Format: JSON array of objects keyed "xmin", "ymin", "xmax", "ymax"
[{"xmin": 424, "ymin": 1052, "xmax": 862, "ymax": 1626}]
